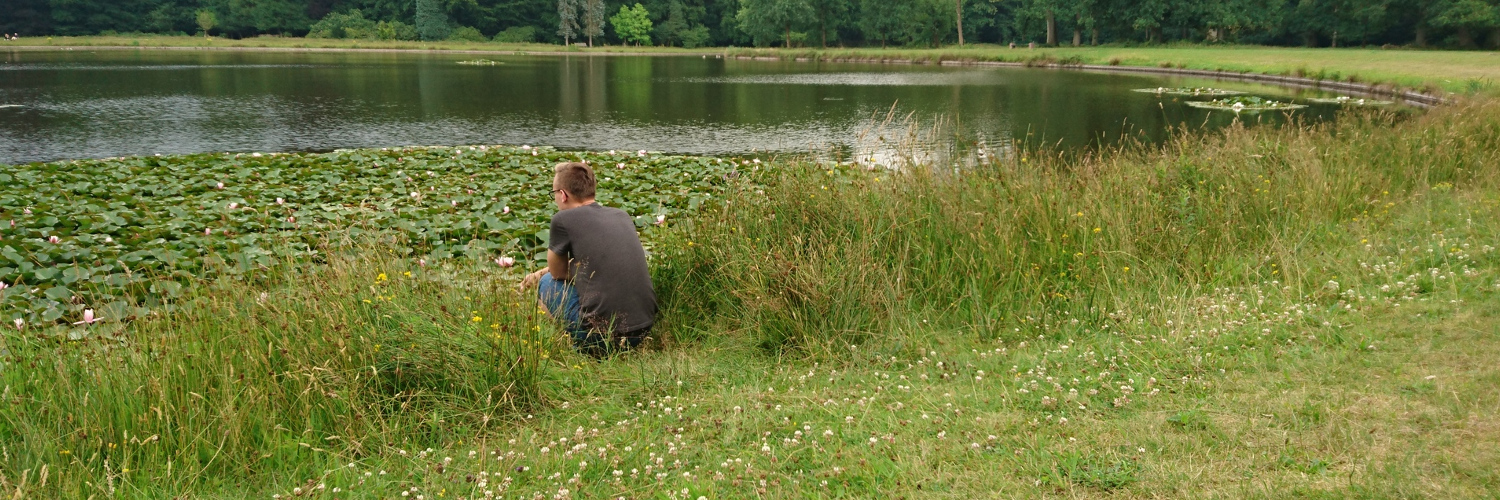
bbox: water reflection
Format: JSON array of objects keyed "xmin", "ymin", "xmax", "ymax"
[{"xmin": 0, "ymin": 49, "xmax": 1363, "ymax": 164}]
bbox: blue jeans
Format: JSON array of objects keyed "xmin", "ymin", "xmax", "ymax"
[{"xmin": 537, "ymin": 272, "xmax": 648, "ymax": 356}]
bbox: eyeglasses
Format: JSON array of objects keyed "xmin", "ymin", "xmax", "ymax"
[{"xmin": 548, "ymin": 188, "xmax": 565, "ymax": 198}]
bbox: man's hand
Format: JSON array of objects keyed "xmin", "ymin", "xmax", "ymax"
[{"xmin": 519, "ymin": 268, "xmax": 548, "ymax": 291}]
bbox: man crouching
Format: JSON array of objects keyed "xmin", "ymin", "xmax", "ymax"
[{"xmin": 521, "ymin": 161, "xmax": 657, "ymax": 356}]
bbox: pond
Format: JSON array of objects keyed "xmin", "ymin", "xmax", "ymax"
[{"xmin": 1, "ymin": 48, "xmax": 1365, "ymax": 165}]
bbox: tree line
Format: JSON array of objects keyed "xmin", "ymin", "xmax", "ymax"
[{"xmin": 4, "ymin": 0, "xmax": 1498, "ymax": 49}]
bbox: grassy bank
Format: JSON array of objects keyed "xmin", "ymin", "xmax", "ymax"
[
  {"xmin": 11, "ymin": 36, "xmax": 1499, "ymax": 95},
  {"xmin": 3, "ymin": 99, "xmax": 1500, "ymax": 497}
]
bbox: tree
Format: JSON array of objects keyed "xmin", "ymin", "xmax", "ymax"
[
  {"xmin": 736, "ymin": 0, "xmax": 813, "ymax": 47},
  {"xmin": 611, "ymin": 3, "xmax": 653, "ymax": 45},
  {"xmin": 1430, "ymin": 0, "xmax": 1499, "ymax": 47},
  {"xmin": 557, "ymin": 0, "xmax": 579, "ymax": 44},
  {"xmin": 583, "ymin": 0, "xmax": 606, "ymax": 45},
  {"xmin": 415, "ymin": 0, "xmax": 452, "ymax": 41},
  {"xmin": 196, "ymin": 9, "xmax": 217, "ymax": 37},
  {"xmin": 858, "ymin": 0, "xmax": 907, "ymax": 47},
  {"xmin": 809, "ymin": 0, "xmax": 851, "ymax": 47}
]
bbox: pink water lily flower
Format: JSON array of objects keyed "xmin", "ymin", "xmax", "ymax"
[
  {"xmin": 655, "ymin": 214, "xmax": 666, "ymax": 225},
  {"xmin": 12, "ymin": 318, "xmax": 21, "ymax": 330},
  {"xmin": 0, "ymin": 281, "xmax": 8, "ymax": 290},
  {"xmin": 502, "ymin": 206, "xmax": 511, "ymax": 215},
  {"xmin": 216, "ymin": 182, "xmax": 225, "ymax": 189},
  {"xmin": 617, "ymin": 163, "xmax": 625, "ymax": 169},
  {"xmin": 23, "ymin": 208, "xmax": 31, "ymax": 215},
  {"xmin": 276, "ymin": 197, "xmax": 285, "ymax": 205},
  {"xmin": 521, "ymin": 145, "xmax": 531, "ymax": 149},
  {"xmin": 204, "ymin": 228, "xmax": 212, "ymax": 236},
  {"xmin": 637, "ymin": 150, "xmax": 647, "ymax": 157},
  {"xmin": 496, "ymin": 256, "xmax": 515, "ymax": 268},
  {"xmin": 451, "ymin": 200, "xmax": 459, "ymax": 207},
  {"xmin": 532, "ymin": 151, "xmax": 539, "ymax": 156},
  {"xmin": 228, "ymin": 202, "xmax": 238, "ymax": 209},
  {"xmin": 287, "ymin": 216, "xmax": 296, "ymax": 223},
  {"xmin": 48, "ymin": 235, "xmax": 60, "ymax": 243},
  {"xmin": 73, "ymin": 308, "xmax": 101, "ymax": 325},
  {"xmin": 418, "ymin": 258, "xmax": 427, "ymax": 267}
]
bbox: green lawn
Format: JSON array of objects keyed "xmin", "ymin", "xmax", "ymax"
[{"xmin": 13, "ymin": 35, "xmax": 1500, "ymax": 95}]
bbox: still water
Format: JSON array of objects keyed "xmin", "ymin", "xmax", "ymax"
[{"xmin": 1, "ymin": 49, "xmax": 1356, "ymax": 164}]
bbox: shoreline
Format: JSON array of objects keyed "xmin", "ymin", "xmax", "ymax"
[{"xmin": 7, "ymin": 41, "xmax": 1473, "ymax": 105}]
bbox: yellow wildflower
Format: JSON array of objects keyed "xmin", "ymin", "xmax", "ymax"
[{"xmin": 376, "ymin": 273, "xmax": 388, "ymax": 281}]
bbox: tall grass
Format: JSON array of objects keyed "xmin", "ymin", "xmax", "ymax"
[
  {"xmin": 654, "ymin": 98, "xmax": 1500, "ymax": 356},
  {"xmin": 3, "ymin": 98, "xmax": 1498, "ymax": 495},
  {"xmin": 0, "ymin": 244, "xmax": 555, "ymax": 495}
]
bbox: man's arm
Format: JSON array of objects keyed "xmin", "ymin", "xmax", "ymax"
[{"xmin": 547, "ymin": 249, "xmax": 570, "ymax": 281}]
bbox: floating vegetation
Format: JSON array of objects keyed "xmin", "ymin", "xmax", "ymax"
[
  {"xmin": 456, "ymin": 59, "xmax": 502, "ymax": 65},
  {"xmin": 1185, "ymin": 96, "xmax": 1307, "ymax": 112},
  {"xmin": 0, "ymin": 146, "xmax": 744, "ymax": 326},
  {"xmin": 1132, "ymin": 87, "xmax": 1245, "ymax": 97},
  {"xmin": 1308, "ymin": 96, "xmax": 1394, "ymax": 105}
]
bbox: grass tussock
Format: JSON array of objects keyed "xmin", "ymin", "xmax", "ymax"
[{"xmin": 2, "ymin": 99, "xmax": 1499, "ymax": 497}]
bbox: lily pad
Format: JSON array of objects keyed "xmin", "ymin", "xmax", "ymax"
[
  {"xmin": 0, "ymin": 146, "xmax": 750, "ymax": 326},
  {"xmin": 1133, "ymin": 87, "xmax": 1246, "ymax": 97},
  {"xmin": 1185, "ymin": 96, "xmax": 1307, "ymax": 113}
]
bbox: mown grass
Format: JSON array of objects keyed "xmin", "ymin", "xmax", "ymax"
[
  {"xmin": 14, "ymin": 36, "xmax": 1499, "ymax": 96},
  {"xmin": 3, "ymin": 97, "xmax": 1499, "ymax": 497}
]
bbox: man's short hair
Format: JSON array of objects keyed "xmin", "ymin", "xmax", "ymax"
[{"xmin": 554, "ymin": 162, "xmax": 596, "ymax": 199}]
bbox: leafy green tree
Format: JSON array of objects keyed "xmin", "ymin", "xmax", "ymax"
[
  {"xmin": 557, "ymin": 0, "xmax": 579, "ymax": 44},
  {"xmin": 415, "ymin": 0, "xmax": 452, "ymax": 40},
  {"xmin": 308, "ymin": 9, "xmax": 377, "ymax": 38},
  {"xmin": 611, "ymin": 3, "xmax": 653, "ymax": 45},
  {"xmin": 582, "ymin": 0, "xmax": 606, "ymax": 45},
  {"xmin": 809, "ymin": 0, "xmax": 850, "ymax": 47},
  {"xmin": 736, "ymin": 0, "xmax": 813, "ymax": 47},
  {"xmin": 197, "ymin": 9, "xmax": 218, "ymax": 36},
  {"xmin": 448, "ymin": 25, "xmax": 487, "ymax": 40},
  {"xmin": 857, "ymin": 0, "xmax": 908, "ymax": 47},
  {"xmin": 1429, "ymin": 0, "xmax": 1499, "ymax": 47}
]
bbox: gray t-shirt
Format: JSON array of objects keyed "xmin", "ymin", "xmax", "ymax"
[{"xmin": 549, "ymin": 202, "xmax": 657, "ymax": 333}]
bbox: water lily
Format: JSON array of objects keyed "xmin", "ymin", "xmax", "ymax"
[
  {"xmin": 276, "ymin": 197, "xmax": 285, "ymax": 205},
  {"xmin": 72, "ymin": 308, "xmax": 100, "ymax": 325},
  {"xmin": 23, "ymin": 208, "xmax": 31, "ymax": 215},
  {"xmin": 48, "ymin": 235, "xmax": 60, "ymax": 244},
  {"xmin": 216, "ymin": 182, "xmax": 225, "ymax": 189},
  {"xmin": 12, "ymin": 318, "xmax": 21, "ymax": 330},
  {"xmin": 251, "ymin": 152, "xmax": 262, "ymax": 157},
  {"xmin": 655, "ymin": 214, "xmax": 666, "ymax": 225},
  {"xmin": 287, "ymin": 216, "xmax": 296, "ymax": 223},
  {"xmin": 617, "ymin": 163, "xmax": 625, "ymax": 169},
  {"xmin": 228, "ymin": 202, "xmax": 238, "ymax": 209},
  {"xmin": 0, "ymin": 281, "xmax": 8, "ymax": 290},
  {"xmin": 532, "ymin": 150, "xmax": 539, "ymax": 156},
  {"xmin": 103, "ymin": 236, "xmax": 113, "ymax": 243},
  {"xmin": 521, "ymin": 145, "xmax": 531, "ymax": 149},
  {"xmin": 204, "ymin": 228, "xmax": 212, "ymax": 236},
  {"xmin": 637, "ymin": 150, "xmax": 648, "ymax": 157},
  {"xmin": 410, "ymin": 192, "xmax": 420, "ymax": 198},
  {"xmin": 1231, "ymin": 102, "xmax": 1246, "ymax": 110},
  {"xmin": 418, "ymin": 258, "xmax": 427, "ymax": 267},
  {"xmin": 452, "ymin": 200, "xmax": 459, "ymax": 207},
  {"xmin": 502, "ymin": 206, "xmax": 511, "ymax": 215},
  {"xmin": 496, "ymin": 256, "xmax": 515, "ymax": 268}
]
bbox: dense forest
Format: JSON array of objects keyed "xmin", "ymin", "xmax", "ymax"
[{"xmin": 3, "ymin": 0, "xmax": 1498, "ymax": 49}]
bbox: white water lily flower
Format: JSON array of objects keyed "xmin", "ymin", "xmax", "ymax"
[
  {"xmin": 617, "ymin": 163, "xmax": 625, "ymax": 169},
  {"xmin": 0, "ymin": 281, "xmax": 7, "ymax": 290},
  {"xmin": 496, "ymin": 256, "xmax": 515, "ymax": 268},
  {"xmin": 48, "ymin": 235, "xmax": 60, "ymax": 243},
  {"xmin": 1231, "ymin": 102, "xmax": 1245, "ymax": 110},
  {"xmin": 637, "ymin": 150, "xmax": 647, "ymax": 157},
  {"xmin": 228, "ymin": 203, "xmax": 238, "ymax": 209},
  {"xmin": 276, "ymin": 197, "xmax": 285, "ymax": 205},
  {"xmin": 205, "ymin": 228, "xmax": 212, "ymax": 235},
  {"xmin": 521, "ymin": 145, "xmax": 531, "ymax": 149},
  {"xmin": 410, "ymin": 192, "xmax": 420, "ymax": 198},
  {"xmin": 452, "ymin": 200, "xmax": 459, "ymax": 207},
  {"xmin": 532, "ymin": 150, "xmax": 539, "ymax": 156},
  {"xmin": 104, "ymin": 236, "xmax": 113, "ymax": 243},
  {"xmin": 22, "ymin": 208, "xmax": 31, "ymax": 215},
  {"xmin": 502, "ymin": 206, "xmax": 511, "ymax": 215},
  {"xmin": 655, "ymin": 214, "xmax": 666, "ymax": 225},
  {"xmin": 12, "ymin": 318, "xmax": 22, "ymax": 330},
  {"xmin": 216, "ymin": 182, "xmax": 225, "ymax": 189},
  {"xmin": 251, "ymin": 153, "xmax": 262, "ymax": 157}
]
